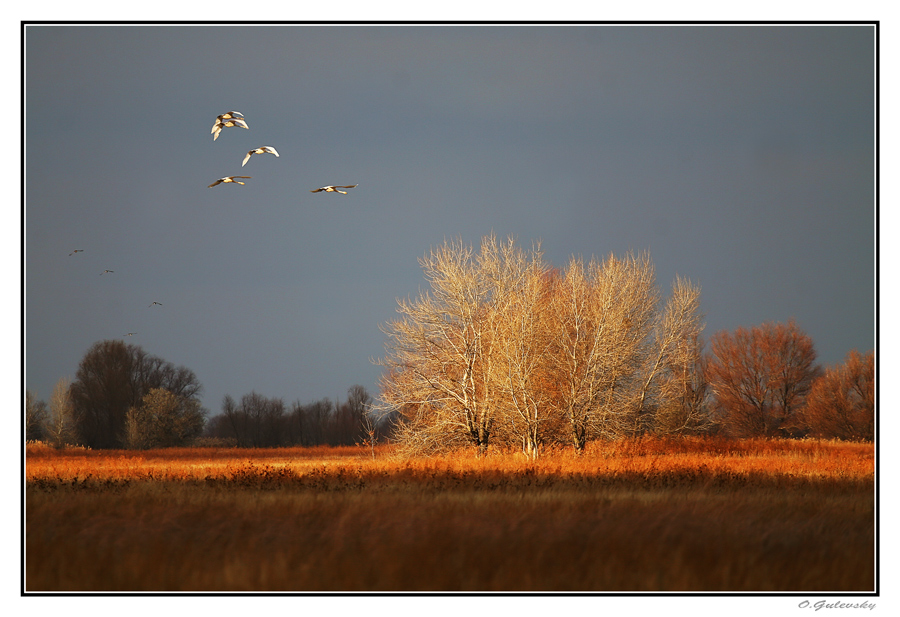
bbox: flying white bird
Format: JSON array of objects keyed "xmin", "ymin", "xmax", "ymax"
[
  {"xmin": 242, "ymin": 146, "xmax": 279, "ymax": 167},
  {"xmin": 123, "ymin": 332, "xmax": 137, "ymax": 337},
  {"xmin": 310, "ymin": 184, "xmax": 358, "ymax": 194},
  {"xmin": 208, "ymin": 176, "xmax": 252, "ymax": 188},
  {"xmin": 149, "ymin": 302, "xmax": 163, "ymax": 307},
  {"xmin": 211, "ymin": 111, "xmax": 244, "ymax": 132},
  {"xmin": 69, "ymin": 249, "xmax": 84, "ymax": 256},
  {"xmin": 211, "ymin": 116, "xmax": 249, "ymax": 141},
  {"xmin": 100, "ymin": 269, "xmax": 115, "ymax": 275}
]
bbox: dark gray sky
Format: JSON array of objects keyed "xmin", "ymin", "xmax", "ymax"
[{"xmin": 24, "ymin": 24, "xmax": 875, "ymax": 415}]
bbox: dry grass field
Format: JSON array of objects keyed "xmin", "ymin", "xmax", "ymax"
[{"xmin": 24, "ymin": 437, "xmax": 875, "ymax": 592}]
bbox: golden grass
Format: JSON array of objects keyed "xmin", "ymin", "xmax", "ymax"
[{"xmin": 25, "ymin": 437, "xmax": 875, "ymax": 592}]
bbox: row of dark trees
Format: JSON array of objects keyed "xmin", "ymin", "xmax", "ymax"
[
  {"xmin": 203, "ymin": 385, "xmax": 394, "ymax": 448},
  {"xmin": 25, "ymin": 339, "xmax": 387, "ymax": 450}
]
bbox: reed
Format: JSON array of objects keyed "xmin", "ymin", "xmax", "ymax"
[{"xmin": 25, "ymin": 438, "xmax": 875, "ymax": 592}]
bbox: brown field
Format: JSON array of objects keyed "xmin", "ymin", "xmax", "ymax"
[{"xmin": 24, "ymin": 437, "xmax": 875, "ymax": 592}]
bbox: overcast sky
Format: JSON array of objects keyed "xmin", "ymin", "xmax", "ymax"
[{"xmin": 24, "ymin": 23, "xmax": 875, "ymax": 415}]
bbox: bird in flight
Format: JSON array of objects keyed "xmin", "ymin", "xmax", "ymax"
[
  {"xmin": 214, "ymin": 110, "xmax": 244, "ymax": 122},
  {"xmin": 310, "ymin": 184, "xmax": 358, "ymax": 194},
  {"xmin": 242, "ymin": 146, "xmax": 279, "ymax": 167},
  {"xmin": 208, "ymin": 176, "xmax": 252, "ymax": 188},
  {"xmin": 69, "ymin": 249, "xmax": 84, "ymax": 256},
  {"xmin": 149, "ymin": 301, "xmax": 163, "ymax": 307},
  {"xmin": 211, "ymin": 111, "xmax": 244, "ymax": 129},
  {"xmin": 212, "ymin": 113, "xmax": 249, "ymax": 141},
  {"xmin": 100, "ymin": 270, "xmax": 115, "ymax": 275},
  {"xmin": 123, "ymin": 332, "xmax": 137, "ymax": 337}
]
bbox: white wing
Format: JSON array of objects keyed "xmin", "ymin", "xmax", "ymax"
[{"xmin": 242, "ymin": 152, "xmax": 252, "ymax": 167}]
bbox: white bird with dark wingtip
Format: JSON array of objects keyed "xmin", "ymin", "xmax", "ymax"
[
  {"xmin": 310, "ymin": 184, "xmax": 358, "ymax": 195},
  {"xmin": 242, "ymin": 146, "xmax": 279, "ymax": 167},
  {"xmin": 124, "ymin": 332, "xmax": 137, "ymax": 337},
  {"xmin": 149, "ymin": 302, "xmax": 163, "ymax": 307},
  {"xmin": 211, "ymin": 111, "xmax": 244, "ymax": 133},
  {"xmin": 211, "ymin": 114, "xmax": 249, "ymax": 141},
  {"xmin": 100, "ymin": 269, "xmax": 115, "ymax": 275},
  {"xmin": 208, "ymin": 176, "xmax": 252, "ymax": 188},
  {"xmin": 69, "ymin": 249, "xmax": 84, "ymax": 256}
]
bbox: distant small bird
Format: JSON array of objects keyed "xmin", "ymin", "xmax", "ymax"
[
  {"xmin": 149, "ymin": 301, "xmax": 163, "ymax": 307},
  {"xmin": 310, "ymin": 184, "xmax": 358, "ymax": 194},
  {"xmin": 242, "ymin": 146, "xmax": 279, "ymax": 167},
  {"xmin": 69, "ymin": 249, "xmax": 83, "ymax": 256},
  {"xmin": 123, "ymin": 332, "xmax": 137, "ymax": 337},
  {"xmin": 211, "ymin": 114, "xmax": 249, "ymax": 141},
  {"xmin": 100, "ymin": 269, "xmax": 114, "ymax": 275},
  {"xmin": 208, "ymin": 176, "xmax": 252, "ymax": 188}
]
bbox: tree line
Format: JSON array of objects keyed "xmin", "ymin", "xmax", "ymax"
[
  {"xmin": 203, "ymin": 385, "xmax": 393, "ymax": 449},
  {"xmin": 26, "ymin": 236, "xmax": 874, "ymax": 453},
  {"xmin": 376, "ymin": 235, "xmax": 874, "ymax": 457},
  {"xmin": 25, "ymin": 340, "xmax": 387, "ymax": 450}
]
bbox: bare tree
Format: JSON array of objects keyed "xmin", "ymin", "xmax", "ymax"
[
  {"xmin": 220, "ymin": 394, "xmax": 248, "ymax": 446},
  {"xmin": 347, "ymin": 385, "xmax": 377, "ymax": 457},
  {"xmin": 25, "ymin": 391, "xmax": 48, "ymax": 442},
  {"xmin": 801, "ymin": 349, "xmax": 874, "ymax": 441},
  {"xmin": 634, "ymin": 276, "xmax": 710, "ymax": 435},
  {"xmin": 594, "ymin": 252, "xmax": 659, "ymax": 439},
  {"xmin": 706, "ymin": 320, "xmax": 820, "ymax": 437},
  {"xmin": 70, "ymin": 340, "xmax": 134, "ymax": 448},
  {"xmin": 45, "ymin": 377, "xmax": 77, "ymax": 448},
  {"xmin": 547, "ymin": 257, "xmax": 599, "ymax": 451},
  {"xmin": 219, "ymin": 392, "xmax": 286, "ymax": 447},
  {"xmin": 653, "ymin": 333, "xmax": 713, "ymax": 435},
  {"xmin": 303, "ymin": 399, "xmax": 332, "ymax": 446},
  {"xmin": 378, "ymin": 236, "xmax": 507, "ymax": 455},
  {"xmin": 548, "ymin": 252, "xmax": 659, "ymax": 448},
  {"xmin": 492, "ymin": 242, "xmax": 556, "ymax": 458}
]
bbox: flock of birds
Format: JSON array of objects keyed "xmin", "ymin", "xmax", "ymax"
[
  {"xmin": 65, "ymin": 248, "xmax": 162, "ymax": 337},
  {"xmin": 206, "ymin": 110, "xmax": 358, "ymax": 195},
  {"xmin": 65, "ymin": 109, "xmax": 359, "ymax": 340}
]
